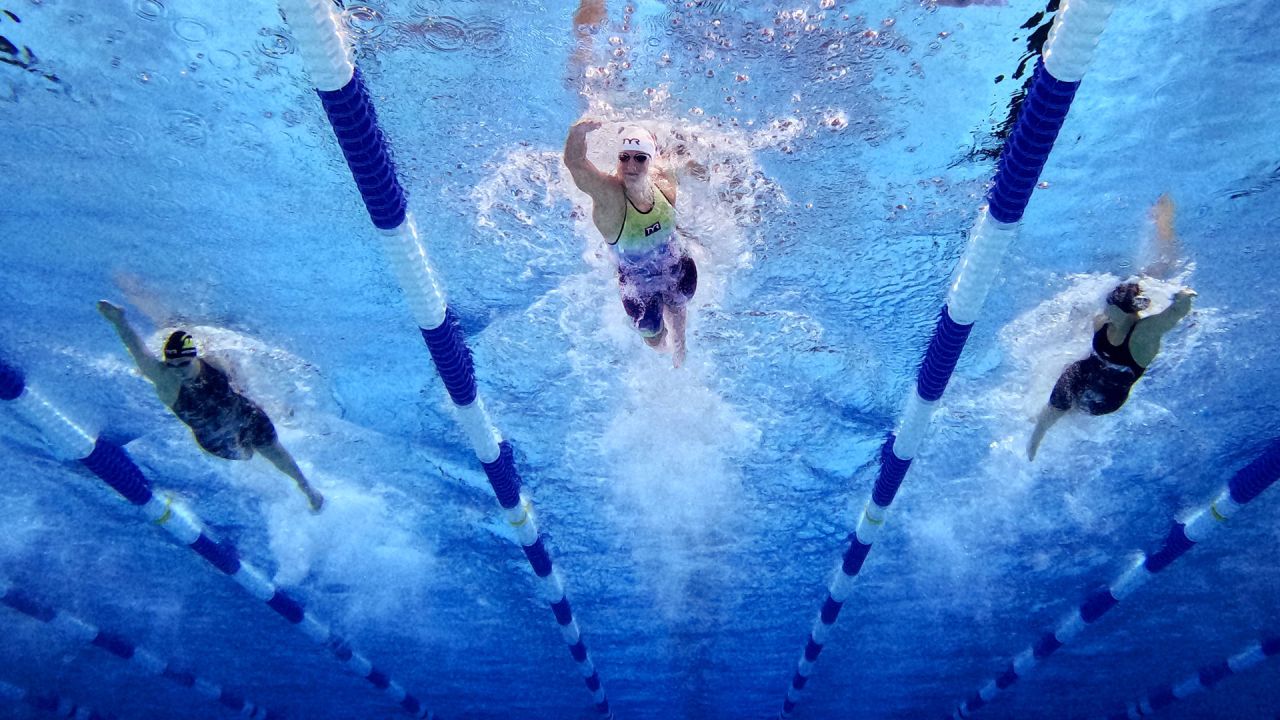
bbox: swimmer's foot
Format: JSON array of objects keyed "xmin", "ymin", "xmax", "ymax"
[
  {"xmin": 305, "ymin": 488, "xmax": 325, "ymax": 514},
  {"xmin": 643, "ymin": 328, "xmax": 669, "ymax": 352}
]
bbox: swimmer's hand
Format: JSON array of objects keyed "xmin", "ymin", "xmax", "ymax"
[
  {"xmin": 684, "ymin": 160, "xmax": 710, "ymax": 182},
  {"xmin": 97, "ymin": 300, "xmax": 125, "ymax": 324},
  {"xmin": 572, "ymin": 118, "xmax": 604, "ymax": 133}
]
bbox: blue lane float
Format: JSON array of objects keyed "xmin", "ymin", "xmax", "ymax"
[
  {"xmin": 946, "ymin": 437, "xmax": 1280, "ymax": 719},
  {"xmin": 274, "ymin": 1, "xmax": 614, "ymax": 716},
  {"xmin": 0, "ymin": 679, "xmax": 114, "ymax": 720},
  {"xmin": 1098, "ymin": 634, "xmax": 1280, "ymax": 720},
  {"xmin": 0, "ymin": 357, "xmax": 436, "ymax": 719},
  {"xmin": 777, "ymin": 0, "xmax": 1117, "ymax": 715},
  {"xmin": 0, "ymin": 578, "xmax": 279, "ymax": 719}
]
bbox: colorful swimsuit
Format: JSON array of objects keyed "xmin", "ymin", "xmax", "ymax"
[{"xmin": 611, "ymin": 185, "xmax": 697, "ymax": 337}]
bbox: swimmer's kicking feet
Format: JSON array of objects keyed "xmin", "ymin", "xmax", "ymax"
[{"xmin": 98, "ymin": 300, "xmax": 325, "ymax": 512}]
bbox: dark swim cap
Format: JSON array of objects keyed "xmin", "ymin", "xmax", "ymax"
[
  {"xmin": 1106, "ymin": 283, "xmax": 1151, "ymax": 314},
  {"xmin": 163, "ymin": 331, "xmax": 198, "ymax": 359}
]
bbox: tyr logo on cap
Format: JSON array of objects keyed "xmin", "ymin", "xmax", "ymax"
[{"xmin": 617, "ymin": 126, "xmax": 656, "ymax": 156}]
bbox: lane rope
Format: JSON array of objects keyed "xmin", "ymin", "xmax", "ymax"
[
  {"xmin": 0, "ymin": 578, "xmax": 280, "ymax": 719},
  {"xmin": 777, "ymin": 1, "xmax": 1117, "ymax": 715},
  {"xmin": 273, "ymin": 1, "xmax": 615, "ymax": 716},
  {"xmin": 945, "ymin": 438, "xmax": 1280, "ymax": 718},
  {"xmin": 1095, "ymin": 634, "xmax": 1280, "ymax": 720},
  {"xmin": 0, "ymin": 357, "xmax": 436, "ymax": 719}
]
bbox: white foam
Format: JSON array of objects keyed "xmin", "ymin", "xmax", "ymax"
[
  {"xmin": 174, "ymin": 325, "xmax": 344, "ymax": 424},
  {"xmin": 598, "ymin": 357, "xmax": 759, "ymax": 620},
  {"xmin": 265, "ymin": 480, "xmax": 438, "ymax": 636},
  {"xmin": 465, "ymin": 114, "xmax": 784, "ymax": 626}
]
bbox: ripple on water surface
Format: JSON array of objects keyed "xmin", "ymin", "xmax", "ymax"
[
  {"xmin": 171, "ymin": 17, "xmax": 211, "ymax": 44},
  {"xmin": 105, "ymin": 125, "xmax": 146, "ymax": 157},
  {"xmin": 132, "ymin": 0, "xmax": 166, "ymax": 22},
  {"xmin": 465, "ymin": 18, "xmax": 508, "ymax": 58},
  {"xmin": 395, "ymin": 16, "xmax": 466, "ymax": 52},
  {"xmin": 255, "ymin": 27, "xmax": 295, "ymax": 59},
  {"xmin": 163, "ymin": 109, "xmax": 209, "ymax": 147},
  {"xmin": 344, "ymin": 5, "xmax": 388, "ymax": 41},
  {"xmin": 206, "ymin": 49, "xmax": 242, "ymax": 71}
]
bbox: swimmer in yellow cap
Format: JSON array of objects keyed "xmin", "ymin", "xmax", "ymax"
[
  {"xmin": 97, "ymin": 300, "xmax": 324, "ymax": 512},
  {"xmin": 564, "ymin": 120, "xmax": 697, "ymax": 367}
]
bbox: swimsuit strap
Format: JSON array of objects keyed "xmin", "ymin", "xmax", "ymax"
[
  {"xmin": 614, "ymin": 182, "xmax": 676, "ymax": 256},
  {"xmin": 613, "ymin": 187, "xmax": 654, "ymax": 244},
  {"xmin": 1093, "ymin": 322, "xmax": 1145, "ymax": 375}
]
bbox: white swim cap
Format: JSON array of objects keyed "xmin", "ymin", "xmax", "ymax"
[{"xmin": 617, "ymin": 125, "xmax": 657, "ymax": 156}]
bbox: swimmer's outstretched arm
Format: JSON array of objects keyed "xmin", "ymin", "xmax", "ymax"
[
  {"xmin": 1153, "ymin": 194, "xmax": 1177, "ymax": 245},
  {"xmin": 1130, "ymin": 288, "xmax": 1195, "ymax": 367},
  {"xmin": 564, "ymin": 119, "xmax": 614, "ymax": 199},
  {"xmin": 1142, "ymin": 288, "xmax": 1196, "ymax": 335},
  {"xmin": 1143, "ymin": 193, "xmax": 1181, "ymax": 278},
  {"xmin": 97, "ymin": 300, "xmax": 166, "ymax": 384}
]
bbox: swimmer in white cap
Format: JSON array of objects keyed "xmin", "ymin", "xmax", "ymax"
[{"xmin": 564, "ymin": 119, "xmax": 698, "ymax": 367}]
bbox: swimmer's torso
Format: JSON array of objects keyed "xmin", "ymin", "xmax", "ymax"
[
  {"xmin": 173, "ymin": 362, "xmax": 258, "ymax": 446},
  {"xmin": 1092, "ymin": 323, "xmax": 1146, "ymax": 378},
  {"xmin": 611, "ymin": 184, "xmax": 677, "ymax": 268}
]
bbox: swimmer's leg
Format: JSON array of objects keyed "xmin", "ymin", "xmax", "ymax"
[
  {"xmin": 643, "ymin": 326, "xmax": 668, "ymax": 350},
  {"xmin": 1029, "ymin": 366, "xmax": 1078, "ymax": 461},
  {"xmin": 1027, "ymin": 405, "xmax": 1066, "ymax": 462},
  {"xmin": 666, "ymin": 302, "xmax": 687, "ymax": 368},
  {"xmin": 666, "ymin": 256, "xmax": 696, "ymax": 368},
  {"xmin": 257, "ymin": 439, "xmax": 325, "ymax": 512},
  {"xmin": 632, "ymin": 293, "xmax": 667, "ymax": 352}
]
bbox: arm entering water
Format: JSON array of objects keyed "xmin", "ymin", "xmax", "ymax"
[
  {"xmin": 564, "ymin": 119, "xmax": 614, "ymax": 199},
  {"xmin": 1142, "ymin": 193, "xmax": 1181, "ymax": 278},
  {"xmin": 97, "ymin": 300, "xmax": 167, "ymax": 385}
]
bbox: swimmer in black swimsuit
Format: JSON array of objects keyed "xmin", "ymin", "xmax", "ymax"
[
  {"xmin": 98, "ymin": 301, "xmax": 324, "ymax": 511},
  {"xmin": 1027, "ymin": 282, "xmax": 1196, "ymax": 461}
]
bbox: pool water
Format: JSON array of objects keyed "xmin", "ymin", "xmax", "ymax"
[{"xmin": 1, "ymin": 0, "xmax": 1277, "ymax": 718}]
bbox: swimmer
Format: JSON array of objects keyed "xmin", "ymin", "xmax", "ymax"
[
  {"xmin": 97, "ymin": 300, "xmax": 325, "ymax": 511},
  {"xmin": 1027, "ymin": 282, "xmax": 1195, "ymax": 461},
  {"xmin": 564, "ymin": 119, "xmax": 697, "ymax": 367}
]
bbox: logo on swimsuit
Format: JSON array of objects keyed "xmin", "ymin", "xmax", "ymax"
[{"xmin": 644, "ymin": 222, "xmax": 661, "ymax": 237}]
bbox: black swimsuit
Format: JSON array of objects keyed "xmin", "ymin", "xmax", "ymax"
[
  {"xmin": 1049, "ymin": 323, "xmax": 1146, "ymax": 416},
  {"xmin": 173, "ymin": 363, "xmax": 277, "ymax": 459}
]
